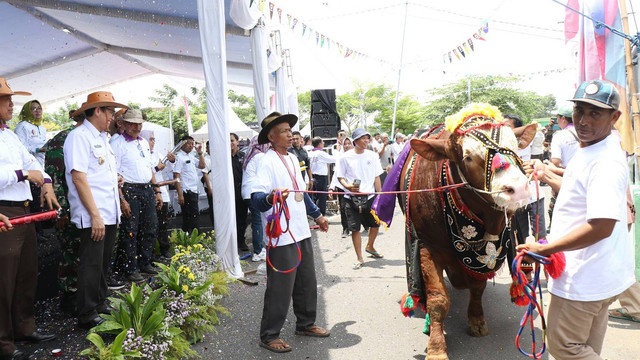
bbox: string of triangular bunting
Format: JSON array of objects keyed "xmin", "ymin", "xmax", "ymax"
[
  {"xmin": 443, "ymin": 23, "xmax": 489, "ymax": 64},
  {"xmin": 259, "ymin": 0, "xmax": 394, "ymax": 67}
]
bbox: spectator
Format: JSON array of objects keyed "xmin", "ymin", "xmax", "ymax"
[
  {"xmin": 288, "ymin": 131, "xmax": 312, "ymax": 188},
  {"xmin": 530, "ymin": 124, "xmax": 545, "ymax": 160},
  {"xmin": 302, "ymin": 135, "xmax": 313, "ymax": 152},
  {"xmin": 336, "ymin": 128, "xmax": 384, "ymax": 269},
  {"xmin": 0, "ymin": 79, "xmax": 57, "ymax": 360},
  {"xmin": 231, "ymin": 133, "xmax": 250, "ymax": 253},
  {"xmin": 173, "ymin": 135, "xmax": 205, "ymax": 234},
  {"xmin": 242, "ymin": 135, "xmax": 269, "ymax": 262},
  {"xmin": 377, "ymin": 132, "xmax": 393, "ymax": 184},
  {"xmin": 329, "ymin": 137, "xmax": 354, "ymax": 238},
  {"xmin": 518, "ymin": 80, "xmax": 635, "ymax": 359},
  {"xmin": 200, "ymin": 141, "xmax": 214, "ymax": 227},
  {"xmin": 64, "ymin": 91, "xmax": 127, "ymax": 330},
  {"xmin": 391, "ymin": 133, "xmax": 405, "ymax": 160},
  {"xmin": 252, "ymin": 112, "xmax": 330, "ymax": 353},
  {"xmin": 308, "ymin": 137, "xmax": 336, "ymax": 216}
]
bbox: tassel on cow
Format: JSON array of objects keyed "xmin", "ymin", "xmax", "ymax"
[
  {"xmin": 400, "ymin": 293, "xmax": 421, "ymax": 317},
  {"xmin": 537, "ymin": 239, "xmax": 566, "ymax": 279},
  {"xmin": 423, "ymin": 314, "xmax": 431, "ymax": 335},
  {"xmin": 370, "ymin": 209, "xmax": 389, "ymax": 230},
  {"xmin": 509, "ymin": 279, "xmax": 529, "ymax": 306}
]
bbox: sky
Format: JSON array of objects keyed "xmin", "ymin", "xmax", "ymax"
[{"xmin": 44, "ymin": 0, "xmax": 640, "ymax": 112}]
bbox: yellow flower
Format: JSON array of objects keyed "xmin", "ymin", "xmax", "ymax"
[
  {"xmin": 182, "ymin": 285, "xmax": 189, "ymax": 292},
  {"xmin": 188, "ymin": 273, "xmax": 195, "ymax": 281},
  {"xmin": 178, "ymin": 265, "xmax": 185, "ymax": 273}
]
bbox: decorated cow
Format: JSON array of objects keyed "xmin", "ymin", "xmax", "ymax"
[{"xmin": 372, "ymin": 103, "xmax": 537, "ymax": 360}]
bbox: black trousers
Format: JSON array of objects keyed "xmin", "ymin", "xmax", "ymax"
[
  {"xmin": 181, "ymin": 191, "xmax": 199, "ymax": 234},
  {"xmin": 334, "ymin": 188, "xmax": 348, "ymax": 232},
  {"xmin": 206, "ymin": 193, "xmax": 215, "ymax": 228},
  {"xmin": 156, "ymin": 202, "xmax": 170, "ymax": 253},
  {"xmin": 260, "ymin": 239, "xmax": 317, "ymax": 343},
  {"xmin": 117, "ymin": 186, "xmax": 158, "ymax": 274},
  {"xmin": 77, "ymin": 225, "xmax": 117, "ymax": 323},
  {"xmin": 235, "ymin": 195, "xmax": 248, "ymax": 251},
  {"xmin": 312, "ymin": 174, "xmax": 328, "ymax": 216},
  {"xmin": 0, "ymin": 204, "xmax": 36, "ymax": 356}
]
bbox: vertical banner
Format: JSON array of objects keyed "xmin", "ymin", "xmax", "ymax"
[{"xmin": 184, "ymin": 95, "xmax": 193, "ymax": 135}]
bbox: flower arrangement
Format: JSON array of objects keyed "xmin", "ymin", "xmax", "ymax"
[{"xmin": 445, "ymin": 102, "xmax": 503, "ymax": 134}]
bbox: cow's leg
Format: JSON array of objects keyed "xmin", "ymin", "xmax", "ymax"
[
  {"xmin": 420, "ymin": 246, "xmax": 450, "ymax": 360},
  {"xmin": 467, "ymin": 280, "xmax": 489, "ymax": 337}
]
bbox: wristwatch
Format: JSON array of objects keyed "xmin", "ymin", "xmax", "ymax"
[{"xmin": 22, "ymin": 170, "xmax": 29, "ymax": 181}]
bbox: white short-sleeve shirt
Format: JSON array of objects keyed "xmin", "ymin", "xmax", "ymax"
[
  {"xmin": 14, "ymin": 121, "xmax": 47, "ymax": 165},
  {"xmin": 173, "ymin": 150, "xmax": 200, "ymax": 193},
  {"xmin": 150, "ymin": 151, "xmax": 170, "ymax": 203},
  {"xmin": 0, "ymin": 127, "xmax": 50, "ymax": 201},
  {"xmin": 111, "ymin": 135, "xmax": 154, "ymax": 184},
  {"xmin": 336, "ymin": 149, "xmax": 383, "ymax": 200},
  {"xmin": 548, "ymin": 134, "xmax": 635, "ymax": 301},
  {"xmin": 251, "ymin": 149, "xmax": 311, "ymax": 247},
  {"xmin": 64, "ymin": 121, "xmax": 121, "ymax": 228},
  {"xmin": 308, "ymin": 149, "xmax": 336, "ymax": 176},
  {"xmin": 241, "ymin": 152, "xmax": 264, "ymax": 200},
  {"xmin": 550, "ymin": 125, "xmax": 579, "ymax": 167}
]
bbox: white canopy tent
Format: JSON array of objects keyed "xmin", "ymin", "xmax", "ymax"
[
  {"xmin": 192, "ymin": 99, "xmax": 257, "ymax": 140},
  {"xmin": 0, "ymin": 0, "xmax": 296, "ymax": 278}
]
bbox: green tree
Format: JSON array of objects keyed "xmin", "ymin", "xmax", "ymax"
[
  {"xmin": 297, "ymin": 91, "xmax": 311, "ymax": 127},
  {"xmin": 149, "ymin": 84, "xmax": 178, "ymax": 108},
  {"xmin": 228, "ymin": 90, "xmax": 257, "ymax": 124},
  {"xmin": 423, "ymin": 75, "xmax": 556, "ymax": 125}
]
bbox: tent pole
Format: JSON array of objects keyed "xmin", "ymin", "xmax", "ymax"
[
  {"xmin": 619, "ymin": 0, "xmax": 640, "ymax": 158},
  {"xmin": 390, "ymin": 0, "xmax": 408, "ymax": 136}
]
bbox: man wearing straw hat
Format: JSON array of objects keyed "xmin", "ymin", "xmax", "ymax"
[
  {"xmin": 0, "ymin": 78, "xmax": 59, "ymax": 360},
  {"xmin": 64, "ymin": 91, "xmax": 128, "ymax": 330},
  {"xmin": 251, "ymin": 112, "xmax": 330, "ymax": 353}
]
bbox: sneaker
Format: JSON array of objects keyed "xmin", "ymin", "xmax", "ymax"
[
  {"xmin": 341, "ymin": 229, "xmax": 350, "ymax": 238},
  {"xmin": 252, "ymin": 248, "xmax": 267, "ymax": 262},
  {"xmin": 140, "ymin": 265, "xmax": 159, "ymax": 275},
  {"xmin": 125, "ymin": 271, "xmax": 145, "ymax": 283},
  {"xmin": 107, "ymin": 275, "xmax": 126, "ymax": 290},
  {"xmin": 160, "ymin": 250, "xmax": 172, "ymax": 259}
]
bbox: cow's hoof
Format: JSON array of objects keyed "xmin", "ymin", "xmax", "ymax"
[{"xmin": 467, "ymin": 322, "xmax": 489, "ymax": 337}]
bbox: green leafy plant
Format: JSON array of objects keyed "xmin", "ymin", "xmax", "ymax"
[
  {"xmin": 169, "ymin": 229, "xmax": 215, "ymax": 250},
  {"xmin": 93, "ymin": 284, "xmax": 168, "ymax": 339},
  {"xmin": 79, "ymin": 331, "xmax": 141, "ymax": 359}
]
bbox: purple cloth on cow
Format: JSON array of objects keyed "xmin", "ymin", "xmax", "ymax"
[{"xmin": 371, "ymin": 143, "xmax": 413, "ymax": 227}]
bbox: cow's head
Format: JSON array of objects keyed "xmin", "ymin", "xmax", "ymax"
[{"xmin": 411, "ymin": 103, "xmax": 536, "ymax": 213}]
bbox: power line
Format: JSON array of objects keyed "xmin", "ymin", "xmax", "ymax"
[{"xmin": 305, "ymin": 2, "xmax": 405, "ymax": 22}]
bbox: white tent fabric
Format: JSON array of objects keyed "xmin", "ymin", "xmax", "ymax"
[
  {"xmin": 229, "ymin": 0, "xmax": 261, "ymax": 31},
  {"xmin": 192, "ymin": 100, "xmax": 257, "ymax": 140},
  {"xmin": 251, "ymin": 21, "xmax": 270, "ymax": 124},
  {"xmin": 275, "ymin": 66, "xmax": 289, "ymax": 114},
  {"xmin": 198, "ymin": 0, "xmax": 243, "ymax": 278}
]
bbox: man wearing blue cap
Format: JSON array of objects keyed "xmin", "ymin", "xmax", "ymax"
[{"xmin": 518, "ymin": 80, "xmax": 635, "ymax": 359}]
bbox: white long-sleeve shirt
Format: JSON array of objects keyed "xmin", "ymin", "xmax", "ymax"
[
  {"xmin": 0, "ymin": 127, "xmax": 51, "ymax": 201},
  {"xmin": 14, "ymin": 121, "xmax": 47, "ymax": 165}
]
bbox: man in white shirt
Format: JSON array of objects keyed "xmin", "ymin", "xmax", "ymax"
[
  {"xmin": 0, "ymin": 79, "xmax": 58, "ymax": 360},
  {"xmin": 173, "ymin": 135, "xmax": 205, "ymax": 234},
  {"xmin": 252, "ymin": 112, "xmax": 329, "ymax": 353},
  {"xmin": 519, "ymin": 80, "xmax": 635, "ymax": 359},
  {"xmin": 336, "ymin": 128, "xmax": 384, "ymax": 269},
  {"xmin": 391, "ymin": 133, "xmax": 405, "ymax": 160},
  {"xmin": 377, "ymin": 132, "xmax": 393, "ymax": 184},
  {"xmin": 64, "ymin": 91, "xmax": 127, "ymax": 330},
  {"xmin": 111, "ymin": 110, "xmax": 163, "ymax": 282},
  {"xmin": 308, "ymin": 137, "xmax": 336, "ymax": 216}
]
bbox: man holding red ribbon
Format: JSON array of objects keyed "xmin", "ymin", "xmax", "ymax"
[
  {"xmin": 251, "ymin": 112, "xmax": 329, "ymax": 354},
  {"xmin": 0, "ymin": 78, "xmax": 60, "ymax": 360}
]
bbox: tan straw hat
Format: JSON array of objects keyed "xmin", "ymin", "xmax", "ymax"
[
  {"xmin": 122, "ymin": 109, "xmax": 144, "ymax": 124},
  {"xmin": 258, "ymin": 111, "xmax": 298, "ymax": 144},
  {"xmin": 0, "ymin": 78, "xmax": 31, "ymax": 96},
  {"xmin": 71, "ymin": 91, "xmax": 128, "ymax": 117}
]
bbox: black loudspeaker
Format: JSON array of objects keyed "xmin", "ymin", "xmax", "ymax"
[
  {"xmin": 311, "ymin": 113, "xmax": 339, "ymax": 127},
  {"xmin": 311, "ymin": 102, "xmax": 328, "ymax": 114},
  {"xmin": 312, "ymin": 126, "xmax": 339, "ymax": 139},
  {"xmin": 310, "ymin": 89, "xmax": 337, "ymax": 114}
]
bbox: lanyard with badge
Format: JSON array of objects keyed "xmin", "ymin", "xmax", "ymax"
[{"xmin": 272, "ymin": 148, "xmax": 303, "ymax": 202}]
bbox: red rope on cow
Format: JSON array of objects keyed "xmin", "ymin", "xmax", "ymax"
[
  {"xmin": 264, "ymin": 190, "xmax": 301, "ymax": 274},
  {"xmin": 289, "ymin": 182, "xmax": 467, "ymax": 197},
  {"xmin": 0, "ymin": 209, "xmax": 59, "ymax": 228}
]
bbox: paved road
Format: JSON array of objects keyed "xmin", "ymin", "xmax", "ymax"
[{"xmin": 196, "ymin": 201, "xmax": 639, "ymax": 359}]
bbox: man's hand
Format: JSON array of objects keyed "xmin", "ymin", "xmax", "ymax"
[
  {"xmin": 26, "ymin": 170, "xmax": 44, "ymax": 186},
  {"xmin": 178, "ymin": 195, "xmax": 184, "ymax": 206},
  {"xmin": 516, "ymin": 241, "xmax": 552, "ymax": 263},
  {"xmin": 41, "ymin": 183, "xmax": 61, "ymax": 209},
  {"xmin": 38, "ymin": 146, "xmax": 48, "ymax": 153},
  {"xmin": 195, "ymin": 144, "xmax": 203, "ymax": 154},
  {"xmin": 121, "ymin": 198, "xmax": 131, "ymax": 218},
  {"xmin": 90, "ymin": 216, "xmax": 105, "ymax": 241},
  {"xmin": 268, "ymin": 188, "xmax": 289, "ymax": 204},
  {"xmin": 117, "ymin": 174, "xmax": 124, "ymax": 188},
  {"xmin": 156, "ymin": 161, "xmax": 166, "ymax": 171},
  {"xmin": 315, "ymin": 216, "xmax": 329, "ymax": 232},
  {"xmin": 155, "ymin": 193, "xmax": 163, "ymax": 210},
  {"xmin": 0, "ymin": 213, "xmax": 13, "ymax": 232},
  {"xmin": 345, "ymin": 183, "xmax": 360, "ymax": 193},
  {"xmin": 166, "ymin": 152, "xmax": 176, "ymax": 163}
]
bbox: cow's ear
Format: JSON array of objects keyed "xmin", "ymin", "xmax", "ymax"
[
  {"xmin": 410, "ymin": 138, "xmax": 448, "ymax": 161},
  {"xmin": 513, "ymin": 123, "xmax": 537, "ymax": 149}
]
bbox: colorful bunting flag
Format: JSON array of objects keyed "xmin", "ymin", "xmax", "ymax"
[
  {"xmin": 448, "ymin": 51, "xmax": 453, "ymax": 63},
  {"xmin": 269, "ymin": 2, "xmax": 274, "ymax": 19},
  {"xmin": 277, "ymin": 8, "xmax": 282, "ymax": 23},
  {"xmin": 321, "ymin": 35, "xmax": 325, "ymax": 47},
  {"xmin": 467, "ymin": 38, "xmax": 474, "ymax": 51},
  {"xmin": 457, "ymin": 46, "xmax": 465, "ymax": 57},
  {"xmin": 462, "ymin": 41, "xmax": 471, "ymax": 54},
  {"xmin": 482, "ymin": 22, "xmax": 489, "ymax": 33},
  {"xmin": 453, "ymin": 49, "xmax": 460, "ymax": 60},
  {"xmin": 287, "ymin": 14, "xmax": 292, "ymax": 28},
  {"xmin": 315, "ymin": 31, "xmax": 319, "ymax": 45},
  {"xmin": 260, "ymin": 0, "xmax": 266, "ymax": 12},
  {"xmin": 292, "ymin": 18, "xmax": 298, "ymax": 30},
  {"xmin": 302, "ymin": 24, "xmax": 307, "ymax": 36},
  {"xmin": 345, "ymin": 48, "xmax": 353, "ymax": 57}
]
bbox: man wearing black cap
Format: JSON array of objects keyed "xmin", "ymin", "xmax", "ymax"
[
  {"xmin": 0, "ymin": 78, "xmax": 59, "ymax": 360},
  {"xmin": 251, "ymin": 112, "xmax": 330, "ymax": 354},
  {"xmin": 518, "ymin": 80, "xmax": 635, "ymax": 359}
]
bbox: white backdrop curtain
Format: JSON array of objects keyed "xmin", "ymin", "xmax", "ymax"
[
  {"xmin": 251, "ymin": 20, "xmax": 270, "ymax": 124},
  {"xmin": 197, "ymin": 0, "xmax": 243, "ymax": 278},
  {"xmin": 275, "ymin": 66, "xmax": 289, "ymax": 121}
]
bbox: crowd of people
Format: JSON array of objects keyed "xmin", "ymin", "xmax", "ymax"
[{"xmin": 1, "ymin": 77, "xmax": 639, "ymax": 359}]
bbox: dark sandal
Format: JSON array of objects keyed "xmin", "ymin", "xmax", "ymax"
[
  {"xmin": 295, "ymin": 325, "xmax": 330, "ymax": 337},
  {"xmin": 259, "ymin": 338, "xmax": 292, "ymax": 353}
]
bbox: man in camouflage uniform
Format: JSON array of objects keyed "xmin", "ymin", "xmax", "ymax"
[{"xmin": 44, "ymin": 112, "xmax": 84, "ymax": 313}]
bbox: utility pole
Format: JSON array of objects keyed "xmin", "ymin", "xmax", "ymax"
[{"xmin": 390, "ymin": 0, "xmax": 409, "ymax": 136}]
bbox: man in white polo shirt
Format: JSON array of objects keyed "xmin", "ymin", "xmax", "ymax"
[
  {"xmin": 64, "ymin": 91, "xmax": 127, "ymax": 330},
  {"xmin": 308, "ymin": 136, "xmax": 336, "ymax": 216},
  {"xmin": 111, "ymin": 109, "xmax": 163, "ymax": 282},
  {"xmin": 173, "ymin": 135, "xmax": 205, "ymax": 234}
]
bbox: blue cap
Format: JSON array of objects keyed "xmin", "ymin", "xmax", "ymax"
[
  {"xmin": 570, "ymin": 80, "xmax": 620, "ymax": 110},
  {"xmin": 351, "ymin": 128, "xmax": 371, "ymax": 141}
]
